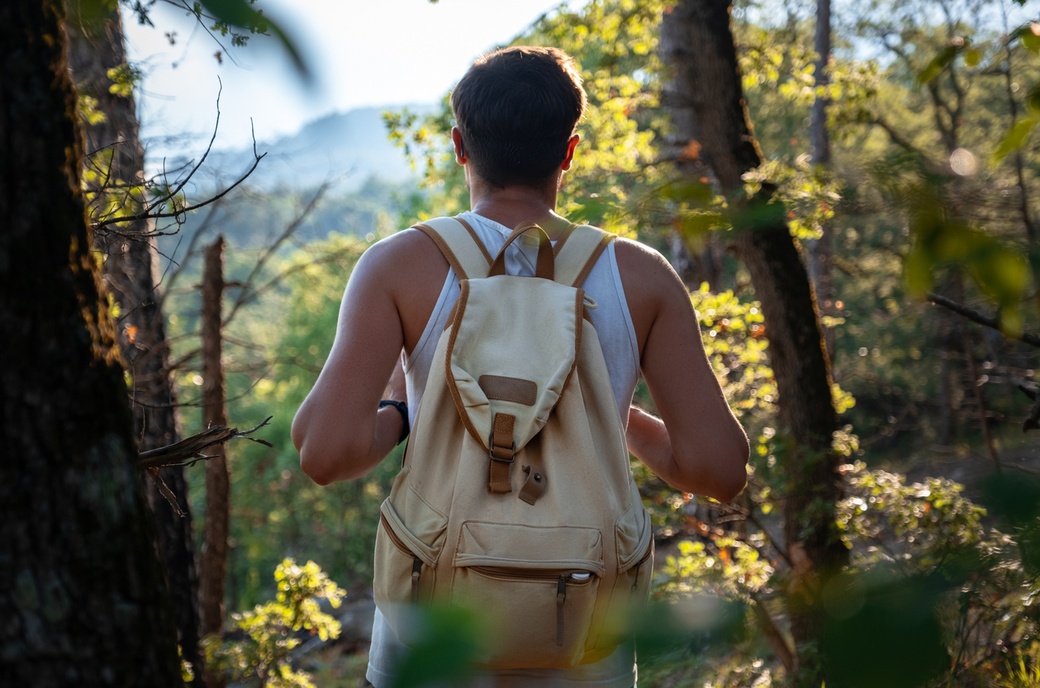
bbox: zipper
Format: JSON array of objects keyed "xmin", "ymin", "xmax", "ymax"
[
  {"xmin": 381, "ymin": 513, "xmax": 424, "ymax": 603},
  {"xmin": 631, "ymin": 542, "xmax": 654, "ymax": 591},
  {"xmin": 471, "ymin": 567, "xmax": 594, "ymax": 647}
]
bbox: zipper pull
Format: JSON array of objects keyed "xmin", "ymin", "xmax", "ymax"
[
  {"xmin": 410, "ymin": 556, "xmax": 423, "ymax": 603},
  {"xmin": 556, "ymin": 574, "xmax": 567, "ymax": 647}
]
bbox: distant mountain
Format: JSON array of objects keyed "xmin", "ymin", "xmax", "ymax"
[{"xmin": 152, "ymin": 104, "xmax": 437, "ymax": 192}]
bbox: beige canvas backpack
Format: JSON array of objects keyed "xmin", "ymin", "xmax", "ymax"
[{"xmin": 373, "ymin": 217, "xmax": 654, "ymax": 669}]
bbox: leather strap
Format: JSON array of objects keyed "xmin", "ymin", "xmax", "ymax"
[
  {"xmin": 489, "ymin": 222, "xmax": 554, "ymax": 280},
  {"xmin": 414, "ymin": 216, "xmax": 492, "ymax": 280},
  {"xmin": 553, "ymin": 224, "xmax": 613, "ymax": 287},
  {"xmin": 489, "ymin": 412, "xmax": 515, "ymax": 493}
]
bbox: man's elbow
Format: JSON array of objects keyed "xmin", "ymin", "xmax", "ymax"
[
  {"xmin": 710, "ymin": 462, "xmax": 749, "ymax": 503},
  {"xmin": 712, "ymin": 433, "xmax": 751, "ymax": 502},
  {"xmin": 682, "ymin": 433, "xmax": 749, "ymax": 503},
  {"xmin": 299, "ymin": 446, "xmax": 337, "ymax": 486}
]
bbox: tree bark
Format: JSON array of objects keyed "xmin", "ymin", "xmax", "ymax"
[
  {"xmin": 0, "ymin": 1, "xmax": 181, "ymax": 685},
  {"xmin": 199, "ymin": 237, "xmax": 230, "ymax": 687},
  {"xmin": 662, "ymin": 2, "xmax": 848, "ymax": 683},
  {"xmin": 808, "ymin": 0, "xmax": 835, "ymax": 354},
  {"xmin": 64, "ymin": 6, "xmax": 203, "ymax": 682}
]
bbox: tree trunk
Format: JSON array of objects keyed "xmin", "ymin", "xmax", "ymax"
[
  {"xmin": 64, "ymin": 6, "xmax": 203, "ymax": 682},
  {"xmin": 808, "ymin": 0, "xmax": 835, "ymax": 355},
  {"xmin": 0, "ymin": 1, "xmax": 181, "ymax": 685},
  {"xmin": 662, "ymin": 2, "xmax": 848, "ymax": 683},
  {"xmin": 199, "ymin": 237, "xmax": 230, "ymax": 688}
]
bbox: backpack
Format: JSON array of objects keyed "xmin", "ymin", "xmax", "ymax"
[{"xmin": 372, "ymin": 216, "xmax": 654, "ymax": 669}]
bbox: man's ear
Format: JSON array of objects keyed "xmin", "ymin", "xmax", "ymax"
[
  {"xmin": 561, "ymin": 134, "xmax": 580, "ymax": 171},
  {"xmin": 451, "ymin": 127, "xmax": 467, "ymax": 164}
]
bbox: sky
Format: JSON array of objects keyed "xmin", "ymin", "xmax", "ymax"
[{"xmin": 124, "ymin": 0, "xmax": 578, "ymax": 153}]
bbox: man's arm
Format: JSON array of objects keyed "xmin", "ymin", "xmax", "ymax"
[
  {"xmin": 617, "ymin": 239, "xmax": 750, "ymax": 502},
  {"xmin": 291, "ymin": 236, "xmax": 408, "ymax": 485}
]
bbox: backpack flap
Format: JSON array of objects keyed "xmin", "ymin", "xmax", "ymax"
[{"xmin": 446, "ymin": 275, "xmax": 583, "ymax": 493}]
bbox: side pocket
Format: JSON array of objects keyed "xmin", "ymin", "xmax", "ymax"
[
  {"xmin": 587, "ymin": 505, "xmax": 655, "ymax": 656},
  {"xmin": 451, "ymin": 521, "xmax": 605, "ymax": 669},
  {"xmin": 619, "ymin": 506, "xmax": 654, "ymax": 602},
  {"xmin": 372, "ymin": 496, "xmax": 447, "ymax": 636}
]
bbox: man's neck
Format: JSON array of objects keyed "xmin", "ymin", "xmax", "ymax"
[{"xmin": 468, "ymin": 176, "xmax": 566, "ymax": 236}]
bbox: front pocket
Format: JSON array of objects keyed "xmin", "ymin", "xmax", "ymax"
[{"xmin": 451, "ymin": 521, "xmax": 604, "ymax": 669}]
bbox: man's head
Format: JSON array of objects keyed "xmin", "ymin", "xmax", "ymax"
[{"xmin": 451, "ymin": 46, "xmax": 587, "ymax": 189}]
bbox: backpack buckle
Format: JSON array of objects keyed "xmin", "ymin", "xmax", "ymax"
[{"xmin": 490, "ymin": 442, "xmax": 515, "ymax": 463}]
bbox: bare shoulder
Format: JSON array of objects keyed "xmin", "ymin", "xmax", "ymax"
[
  {"xmin": 359, "ymin": 227, "xmax": 446, "ymax": 272},
  {"xmin": 355, "ymin": 227, "xmax": 450, "ymax": 354},
  {"xmin": 613, "ymin": 237, "xmax": 689, "ymax": 353},
  {"xmin": 614, "ymin": 237, "xmax": 684, "ymax": 291}
]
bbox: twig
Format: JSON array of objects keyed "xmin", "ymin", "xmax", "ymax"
[
  {"xmin": 750, "ymin": 591, "xmax": 796, "ymax": 674},
  {"xmin": 927, "ymin": 292, "xmax": 1040, "ymax": 348},
  {"xmin": 138, "ymin": 416, "xmax": 273, "ymax": 469}
]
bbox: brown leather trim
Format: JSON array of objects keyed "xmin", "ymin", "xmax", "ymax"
[
  {"xmin": 550, "ymin": 217, "xmax": 579, "ymax": 256},
  {"xmin": 414, "ymin": 223, "xmax": 469, "ymax": 280},
  {"xmin": 444, "ymin": 281, "xmax": 486, "ymax": 449},
  {"xmin": 569, "ymin": 232, "xmax": 612, "ymax": 287},
  {"xmin": 442, "ymin": 300, "xmax": 460, "ymax": 331},
  {"xmin": 479, "ymin": 375, "xmax": 537, "ymax": 406},
  {"xmin": 565, "ymin": 288, "xmax": 585, "ymax": 393},
  {"xmin": 489, "ymin": 413, "xmax": 515, "ymax": 493},
  {"xmin": 519, "ymin": 464, "xmax": 547, "ymax": 506},
  {"xmin": 489, "ymin": 222, "xmax": 554, "ymax": 280},
  {"xmin": 454, "ymin": 216, "xmax": 494, "ymax": 265}
]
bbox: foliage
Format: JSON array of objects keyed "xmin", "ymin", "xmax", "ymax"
[
  {"xmin": 203, "ymin": 558, "xmax": 345, "ymax": 688},
  {"xmin": 134, "ymin": 0, "xmax": 1040, "ymax": 683}
]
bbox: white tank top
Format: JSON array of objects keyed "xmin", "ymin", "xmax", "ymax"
[
  {"xmin": 368, "ymin": 213, "xmax": 642, "ymax": 688},
  {"xmin": 403, "ymin": 211, "xmax": 640, "ymax": 427}
]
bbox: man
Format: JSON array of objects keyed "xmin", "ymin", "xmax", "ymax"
[{"xmin": 293, "ymin": 46, "xmax": 749, "ymax": 687}]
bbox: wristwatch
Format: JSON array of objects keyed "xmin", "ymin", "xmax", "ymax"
[{"xmin": 379, "ymin": 399, "xmax": 409, "ymax": 444}]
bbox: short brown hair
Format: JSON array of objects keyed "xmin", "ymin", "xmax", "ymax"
[{"xmin": 451, "ymin": 46, "xmax": 587, "ymax": 189}]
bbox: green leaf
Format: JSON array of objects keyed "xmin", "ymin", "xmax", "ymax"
[
  {"xmin": 659, "ymin": 178, "xmax": 713, "ymax": 204},
  {"xmin": 1019, "ymin": 23, "xmax": 1040, "ymax": 53},
  {"xmin": 993, "ymin": 116, "xmax": 1038, "ymax": 161},
  {"xmin": 916, "ymin": 46, "xmax": 959, "ymax": 84},
  {"xmin": 1028, "ymin": 83, "xmax": 1040, "ymax": 114}
]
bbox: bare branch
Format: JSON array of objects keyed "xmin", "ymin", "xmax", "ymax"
[
  {"xmin": 138, "ymin": 416, "xmax": 273, "ymax": 469},
  {"xmin": 927, "ymin": 291, "xmax": 1040, "ymax": 348},
  {"xmin": 223, "ymin": 182, "xmax": 330, "ymax": 326}
]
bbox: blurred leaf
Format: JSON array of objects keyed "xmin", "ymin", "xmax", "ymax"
[
  {"xmin": 994, "ymin": 117, "xmax": 1037, "ymax": 162},
  {"xmin": 979, "ymin": 473, "xmax": 1040, "ymax": 575},
  {"xmin": 632, "ymin": 597, "xmax": 747, "ymax": 662},
  {"xmin": 980, "ymin": 473, "xmax": 1040, "ymax": 525},
  {"xmin": 389, "ymin": 604, "xmax": 485, "ymax": 688},
  {"xmin": 820, "ymin": 568, "xmax": 951, "ymax": 687},
  {"xmin": 659, "ymin": 178, "xmax": 713, "ymax": 205},
  {"xmin": 201, "ymin": 0, "xmax": 311, "ymax": 80},
  {"xmin": 1028, "ymin": 83, "xmax": 1040, "ymax": 114},
  {"xmin": 917, "ymin": 45, "xmax": 960, "ymax": 84},
  {"xmin": 1015, "ymin": 22, "xmax": 1040, "ymax": 53}
]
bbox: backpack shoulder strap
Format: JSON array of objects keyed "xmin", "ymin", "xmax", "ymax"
[
  {"xmin": 553, "ymin": 224, "xmax": 615, "ymax": 287},
  {"xmin": 413, "ymin": 216, "xmax": 492, "ymax": 280}
]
